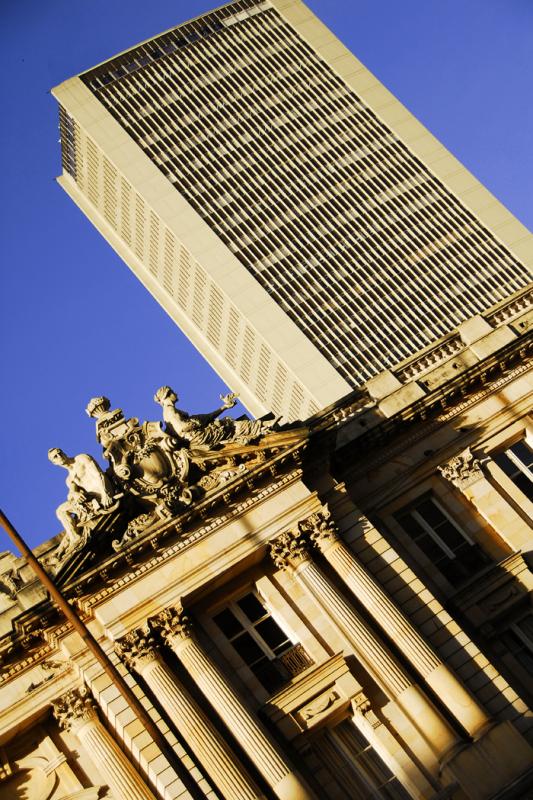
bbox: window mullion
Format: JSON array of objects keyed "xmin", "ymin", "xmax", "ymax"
[
  {"xmin": 229, "ymin": 600, "xmax": 278, "ymax": 659},
  {"xmin": 431, "ymin": 498, "xmax": 475, "ymax": 545},
  {"xmin": 410, "ymin": 509, "xmax": 457, "ymax": 559},
  {"xmin": 506, "ymin": 448, "xmax": 533, "ymax": 482}
]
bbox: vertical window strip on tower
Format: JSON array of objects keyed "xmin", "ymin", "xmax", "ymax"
[{"xmin": 59, "ymin": 117, "xmax": 312, "ymax": 419}]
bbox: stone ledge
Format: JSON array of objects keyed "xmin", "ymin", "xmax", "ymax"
[{"xmin": 263, "ymin": 653, "xmax": 361, "ymax": 740}]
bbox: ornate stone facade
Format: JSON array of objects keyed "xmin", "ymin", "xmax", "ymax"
[
  {"xmin": 1, "ymin": 1, "xmax": 533, "ymax": 797},
  {"xmin": 1, "ymin": 321, "xmax": 532, "ymax": 799}
]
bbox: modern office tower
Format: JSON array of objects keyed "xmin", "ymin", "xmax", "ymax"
[{"xmin": 52, "ymin": 0, "xmax": 532, "ymax": 420}]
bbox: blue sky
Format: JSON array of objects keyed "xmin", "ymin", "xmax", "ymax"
[{"xmin": 1, "ymin": 0, "xmax": 532, "ymax": 550}]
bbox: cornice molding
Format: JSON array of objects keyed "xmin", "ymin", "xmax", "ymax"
[
  {"xmin": 332, "ymin": 339, "xmax": 531, "ymax": 480},
  {"xmin": 0, "ymin": 464, "xmax": 305, "ymax": 671}
]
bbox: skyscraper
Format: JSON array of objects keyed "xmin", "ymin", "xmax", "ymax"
[{"xmin": 52, "ymin": 0, "xmax": 532, "ymax": 420}]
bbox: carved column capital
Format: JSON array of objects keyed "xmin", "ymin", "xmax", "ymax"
[
  {"xmin": 52, "ymin": 686, "xmax": 97, "ymax": 733},
  {"xmin": 115, "ymin": 626, "xmax": 159, "ymax": 671},
  {"xmin": 438, "ymin": 447, "xmax": 484, "ymax": 489},
  {"xmin": 269, "ymin": 529, "xmax": 311, "ymax": 571},
  {"xmin": 299, "ymin": 507, "xmax": 340, "ymax": 551},
  {"xmin": 152, "ymin": 606, "xmax": 192, "ymax": 646}
]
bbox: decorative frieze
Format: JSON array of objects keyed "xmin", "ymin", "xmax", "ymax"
[
  {"xmin": 438, "ymin": 447, "xmax": 484, "ymax": 489},
  {"xmin": 395, "ymin": 335, "xmax": 464, "ymax": 383},
  {"xmin": 486, "ymin": 289, "xmax": 532, "ymax": 327}
]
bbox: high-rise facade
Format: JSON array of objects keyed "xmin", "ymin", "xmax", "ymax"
[{"xmin": 52, "ymin": 0, "xmax": 532, "ymax": 422}]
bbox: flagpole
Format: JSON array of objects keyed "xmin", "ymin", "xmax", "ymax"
[{"xmin": 0, "ymin": 507, "xmax": 207, "ymax": 800}]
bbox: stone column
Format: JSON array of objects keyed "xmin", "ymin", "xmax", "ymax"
[
  {"xmin": 439, "ymin": 447, "xmax": 532, "ymax": 551},
  {"xmin": 152, "ymin": 607, "xmax": 317, "ymax": 800},
  {"xmin": 302, "ymin": 509, "xmax": 491, "ymax": 738},
  {"xmin": 269, "ymin": 529, "xmax": 460, "ymax": 769},
  {"xmin": 116, "ymin": 627, "xmax": 266, "ymax": 800},
  {"xmin": 52, "ymin": 686, "xmax": 157, "ymax": 800}
]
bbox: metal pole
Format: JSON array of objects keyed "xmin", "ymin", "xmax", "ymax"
[{"xmin": 0, "ymin": 508, "xmax": 207, "ymax": 800}]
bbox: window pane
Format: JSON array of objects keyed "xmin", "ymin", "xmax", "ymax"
[
  {"xmin": 514, "ymin": 473, "xmax": 533, "ymax": 502},
  {"xmin": 493, "ymin": 451, "xmax": 517, "ymax": 478},
  {"xmin": 416, "ymin": 499, "xmax": 444, "ymax": 528},
  {"xmin": 237, "ymin": 593, "xmax": 267, "ymax": 623},
  {"xmin": 415, "ymin": 532, "xmax": 446, "ymax": 561},
  {"xmin": 456, "ymin": 543, "xmax": 488, "ymax": 574},
  {"xmin": 213, "ymin": 608, "xmax": 243, "ymax": 639},
  {"xmin": 517, "ymin": 614, "xmax": 533, "ymax": 641},
  {"xmin": 502, "ymin": 630, "xmax": 533, "ymax": 673},
  {"xmin": 494, "ymin": 443, "xmax": 533, "ymax": 501},
  {"xmin": 256, "ymin": 617, "xmax": 290, "ymax": 651},
  {"xmin": 395, "ymin": 496, "xmax": 487, "ymax": 584},
  {"xmin": 439, "ymin": 557, "xmax": 468, "ymax": 585},
  {"xmin": 232, "ymin": 632, "xmax": 264, "ymax": 665},
  {"xmin": 394, "ymin": 513, "xmax": 425, "ymax": 542},
  {"xmin": 253, "ymin": 659, "xmax": 288, "ymax": 694},
  {"xmin": 433, "ymin": 520, "xmax": 465, "ymax": 549},
  {"xmin": 512, "ymin": 441, "xmax": 533, "ymax": 469}
]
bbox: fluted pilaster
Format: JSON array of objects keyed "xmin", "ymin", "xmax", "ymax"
[
  {"xmin": 439, "ymin": 447, "xmax": 532, "ymax": 551},
  {"xmin": 116, "ymin": 627, "xmax": 266, "ymax": 800},
  {"xmin": 303, "ymin": 509, "xmax": 490, "ymax": 736},
  {"xmin": 153, "ymin": 607, "xmax": 316, "ymax": 800},
  {"xmin": 52, "ymin": 686, "xmax": 157, "ymax": 800},
  {"xmin": 270, "ymin": 528, "xmax": 460, "ymax": 766}
]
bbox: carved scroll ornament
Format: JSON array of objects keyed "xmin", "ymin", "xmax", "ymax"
[
  {"xmin": 115, "ymin": 627, "xmax": 159, "ymax": 670},
  {"xmin": 438, "ymin": 447, "xmax": 484, "ymax": 489},
  {"xmin": 52, "ymin": 686, "xmax": 97, "ymax": 733}
]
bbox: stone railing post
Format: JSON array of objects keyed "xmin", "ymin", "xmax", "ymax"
[
  {"xmin": 152, "ymin": 607, "xmax": 317, "ymax": 800},
  {"xmin": 115, "ymin": 626, "xmax": 266, "ymax": 800},
  {"xmin": 52, "ymin": 686, "xmax": 157, "ymax": 800}
]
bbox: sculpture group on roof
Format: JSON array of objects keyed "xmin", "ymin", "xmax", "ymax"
[{"xmin": 46, "ymin": 388, "xmax": 280, "ymax": 569}]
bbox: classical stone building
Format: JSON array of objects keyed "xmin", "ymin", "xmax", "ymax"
[
  {"xmin": 1, "ymin": 1, "xmax": 532, "ymax": 798},
  {"xmin": 0, "ymin": 295, "xmax": 532, "ymax": 799}
]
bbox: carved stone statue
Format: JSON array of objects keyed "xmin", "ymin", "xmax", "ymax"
[
  {"xmin": 154, "ymin": 386, "xmax": 276, "ymax": 449},
  {"xmin": 86, "ymin": 396, "xmax": 140, "ymax": 476},
  {"xmin": 48, "ymin": 448, "xmax": 116, "ymax": 549},
  {"xmin": 45, "ymin": 387, "xmax": 294, "ymax": 554},
  {"xmin": 86, "ymin": 396, "xmax": 191, "ymax": 515}
]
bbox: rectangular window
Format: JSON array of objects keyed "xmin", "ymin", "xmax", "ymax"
[
  {"xmin": 213, "ymin": 592, "xmax": 313, "ymax": 693},
  {"xmin": 394, "ymin": 496, "xmax": 489, "ymax": 584},
  {"xmin": 493, "ymin": 440, "xmax": 533, "ymax": 502}
]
